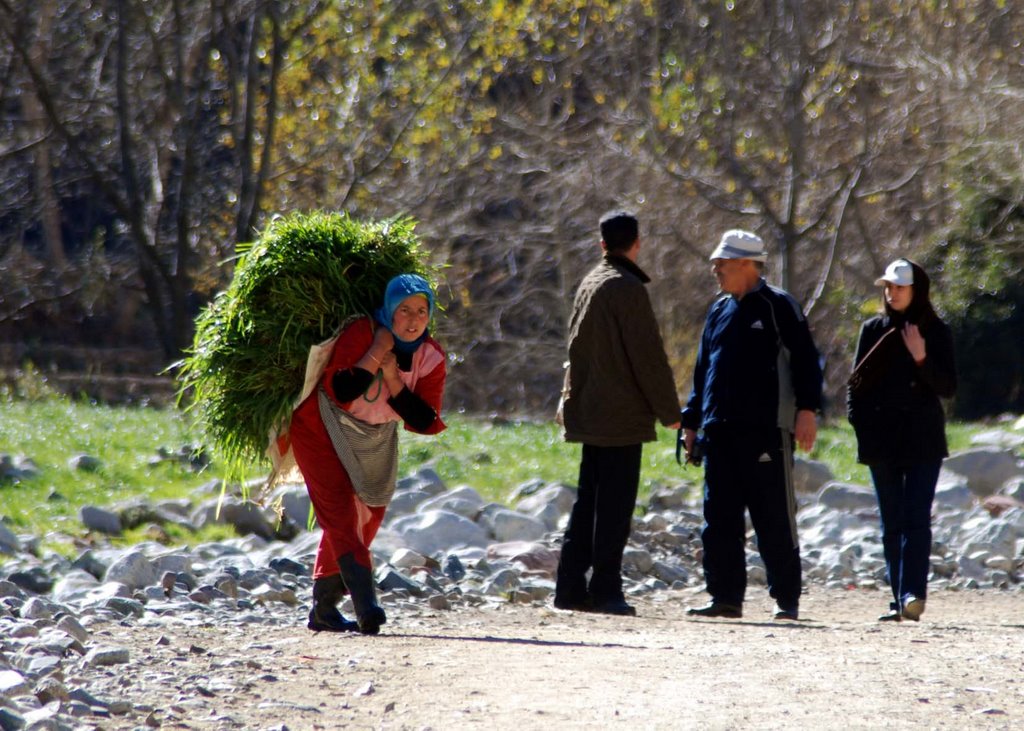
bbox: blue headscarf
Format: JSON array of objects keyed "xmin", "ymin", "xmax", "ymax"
[{"xmin": 374, "ymin": 274, "xmax": 435, "ymax": 354}]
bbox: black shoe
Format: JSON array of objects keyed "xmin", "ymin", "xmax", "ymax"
[
  {"xmin": 686, "ymin": 601, "xmax": 742, "ymax": 619},
  {"xmin": 773, "ymin": 604, "xmax": 799, "ymax": 621},
  {"xmin": 307, "ymin": 575, "xmax": 360, "ymax": 633},
  {"xmin": 307, "ymin": 606, "xmax": 359, "ymax": 632},
  {"xmin": 553, "ymin": 594, "xmax": 591, "ymax": 611},
  {"xmin": 589, "ymin": 597, "xmax": 637, "ymax": 616},
  {"xmin": 338, "ymin": 554, "xmax": 387, "ymax": 635},
  {"xmin": 877, "ymin": 609, "xmax": 902, "ymax": 622}
]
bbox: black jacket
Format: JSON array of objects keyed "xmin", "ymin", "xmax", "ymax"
[
  {"xmin": 846, "ymin": 314, "xmax": 957, "ymax": 464},
  {"xmin": 681, "ymin": 279, "xmax": 823, "ymax": 433}
]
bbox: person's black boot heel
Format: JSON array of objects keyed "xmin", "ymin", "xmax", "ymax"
[
  {"xmin": 338, "ymin": 553, "xmax": 386, "ymax": 635},
  {"xmin": 307, "ymin": 574, "xmax": 359, "ymax": 632}
]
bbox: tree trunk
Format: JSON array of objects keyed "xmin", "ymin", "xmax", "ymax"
[{"xmin": 25, "ymin": 0, "xmax": 66, "ymax": 270}]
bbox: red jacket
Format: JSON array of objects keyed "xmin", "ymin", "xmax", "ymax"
[{"xmin": 287, "ymin": 317, "xmax": 446, "ymax": 460}]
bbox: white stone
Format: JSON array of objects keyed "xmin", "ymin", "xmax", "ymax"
[
  {"xmin": 418, "ymin": 486, "xmax": 485, "ymax": 518},
  {"xmin": 942, "ymin": 447, "xmax": 1024, "ymax": 496},
  {"xmin": 958, "ymin": 518, "xmax": 1020, "ymax": 559},
  {"xmin": 56, "ymin": 615, "xmax": 90, "ymax": 644},
  {"xmin": 647, "ymin": 484, "xmax": 691, "ymax": 511},
  {"xmin": 487, "ymin": 541, "xmax": 559, "ymax": 575},
  {"xmin": 623, "ymin": 547, "xmax": 654, "ymax": 574},
  {"xmin": 396, "ymin": 468, "xmax": 447, "ymax": 495},
  {"xmin": 1001, "ymin": 477, "xmax": 1024, "ymax": 502},
  {"xmin": 957, "ymin": 553, "xmax": 987, "ymax": 580},
  {"xmin": 481, "ymin": 568, "xmax": 520, "ymax": 596},
  {"xmin": 506, "ymin": 478, "xmax": 548, "ymax": 503},
  {"xmin": 389, "ymin": 510, "xmax": 490, "ymax": 556},
  {"xmin": 151, "ymin": 552, "xmax": 193, "ymax": 575},
  {"xmin": 969, "ymin": 429, "xmax": 1024, "ymax": 449},
  {"xmin": 387, "ymin": 488, "xmax": 438, "ymax": 518},
  {"xmin": 0, "ymin": 669, "xmax": 29, "ymax": 696},
  {"xmin": 638, "ymin": 513, "xmax": 670, "ymax": 532},
  {"xmin": 251, "ymin": 584, "xmax": 298, "ymax": 605},
  {"xmin": 479, "ymin": 507, "xmax": 547, "ymax": 543},
  {"xmin": 514, "ymin": 484, "xmax": 576, "ymax": 516},
  {"xmin": 104, "ymin": 550, "xmax": 158, "ymax": 590},
  {"xmin": 799, "ymin": 508, "xmax": 875, "ymax": 550},
  {"xmin": 934, "ymin": 475, "xmax": 975, "ymax": 510},
  {"xmin": 83, "ymin": 645, "xmax": 130, "ymax": 666},
  {"xmin": 651, "ymin": 560, "xmax": 688, "ymax": 584},
  {"xmin": 390, "ymin": 548, "xmax": 429, "ymax": 569},
  {"xmin": 19, "ymin": 597, "xmax": 55, "ymax": 620},
  {"xmin": 80, "ymin": 581, "xmax": 133, "ymax": 608},
  {"xmin": 527, "ymin": 502, "xmax": 567, "ymax": 532},
  {"xmin": 793, "ymin": 458, "xmax": 834, "ymax": 493},
  {"xmin": 984, "ymin": 554, "xmax": 1015, "ymax": 572},
  {"xmin": 816, "ymin": 482, "xmax": 877, "ymax": 511}
]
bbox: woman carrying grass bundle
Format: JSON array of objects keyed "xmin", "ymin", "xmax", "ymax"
[{"xmin": 286, "ymin": 274, "xmax": 446, "ymax": 634}]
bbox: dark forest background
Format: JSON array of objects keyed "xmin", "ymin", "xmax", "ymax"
[{"xmin": 2, "ymin": 0, "xmax": 1023, "ymax": 420}]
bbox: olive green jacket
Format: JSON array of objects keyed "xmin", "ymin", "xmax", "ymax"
[{"xmin": 561, "ymin": 254, "xmax": 680, "ymax": 446}]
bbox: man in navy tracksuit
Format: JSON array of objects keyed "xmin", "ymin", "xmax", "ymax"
[{"xmin": 680, "ymin": 230, "xmax": 823, "ymax": 621}]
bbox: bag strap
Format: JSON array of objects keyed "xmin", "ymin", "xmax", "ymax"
[{"xmin": 851, "ymin": 327, "xmax": 897, "ymax": 376}]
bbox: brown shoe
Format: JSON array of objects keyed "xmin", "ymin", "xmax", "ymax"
[
  {"xmin": 901, "ymin": 597, "xmax": 925, "ymax": 621},
  {"xmin": 686, "ymin": 601, "xmax": 742, "ymax": 619}
]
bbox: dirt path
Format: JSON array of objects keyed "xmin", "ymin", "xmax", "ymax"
[{"xmin": 96, "ymin": 586, "xmax": 1023, "ymax": 730}]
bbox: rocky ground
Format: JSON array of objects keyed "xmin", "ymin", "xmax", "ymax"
[
  {"xmin": 12, "ymin": 585, "xmax": 1024, "ymax": 730},
  {"xmin": 3, "ymin": 434, "xmax": 1024, "ymax": 729}
]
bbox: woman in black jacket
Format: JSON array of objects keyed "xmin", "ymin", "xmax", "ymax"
[{"xmin": 847, "ymin": 258, "xmax": 957, "ymax": 622}]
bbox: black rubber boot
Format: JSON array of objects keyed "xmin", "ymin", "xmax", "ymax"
[
  {"xmin": 338, "ymin": 554, "xmax": 386, "ymax": 635},
  {"xmin": 307, "ymin": 574, "xmax": 359, "ymax": 633}
]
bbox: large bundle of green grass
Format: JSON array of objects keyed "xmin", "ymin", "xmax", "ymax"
[{"xmin": 177, "ymin": 211, "xmax": 434, "ymax": 473}]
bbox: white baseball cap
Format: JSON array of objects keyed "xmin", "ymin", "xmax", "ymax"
[
  {"xmin": 709, "ymin": 229, "xmax": 768, "ymax": 263},
  {"xmin": 874, "ymin": 259, "xmax": 914, "ymax": 287}
]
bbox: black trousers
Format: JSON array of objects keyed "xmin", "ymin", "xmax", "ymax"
[
  {"xmin": 556, "ymin": 443, "xmax": 642, "ymax": 602},
  {"xmin": 700, "ymin": 424, "xmax": 802, "ymax": 608}
]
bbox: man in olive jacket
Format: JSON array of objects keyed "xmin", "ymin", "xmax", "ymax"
[{"xmin": 554, "ymin": 211, "xmax": 681, "ymax": 616}]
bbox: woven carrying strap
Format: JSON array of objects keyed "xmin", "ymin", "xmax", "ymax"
[{"xmin": 317, "ymin": 387, "xmax": 399, "ymax": 507}]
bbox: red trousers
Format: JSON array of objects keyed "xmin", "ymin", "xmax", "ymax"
[{"xmin": 288, "ymin": 412, "xmax": 386, "ymax": 578}]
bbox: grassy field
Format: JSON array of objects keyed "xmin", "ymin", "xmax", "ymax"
[{"xmin": 0, "ymin": 387, "xmax": 986, "ymax": 547}]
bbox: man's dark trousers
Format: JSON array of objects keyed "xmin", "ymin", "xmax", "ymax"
[
  {"xmin": 556, "ymin": 443, "xmax": 642, "ymax": 603},
  {"xmin": 700, "ymin": 424, "xmax": 802, "ymax": 609}
]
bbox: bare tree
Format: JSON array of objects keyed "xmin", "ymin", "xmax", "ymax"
[
  {"xmin": 0, "ymin": 0, "xmax": 325, "ymax": 356},
  {"xmin": 3, "ymin": 0, "xmax": 1023, "ymax": 417}
]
